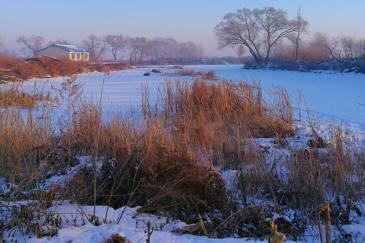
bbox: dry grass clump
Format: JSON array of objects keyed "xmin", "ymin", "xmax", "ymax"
[
  {"xmin": 172, "ymin": 69, "xmax": 218, "ymax": 80},
  {"xmin": 65, "ymin": 106, "xmax": 227, "ymax": 221},
  {"xmin": 0, "ymin": 56, "xmax": 89, "ymax": 81},
  {"xmin": 0, "ymin": 106, "xmax": 53, "ymax": 187},
  {"xmin": 0, "ymin": 56, "xmax": 129, "ymax": 82},
  {"xmin": 232, "ymin": 126, "xmax": 365, "ymax": 234},
  {"xmin": 0, "ymin": 87, "xmax": 51, "ymax": 108},
  {"xmin": 283, "ymin": 128, "xmax": 365, "ymax": 209},
  {"xmin": 158, "ymin": 80, "xmax": 293, "ymax": 138},
  {"xmin": 167, "ymin": 65, "xmax": 184, "ymax": 70},
  {"xmin": 106, "ymin": 234, "xmax": 131, "ymax": 243},
  {"xmin": 148, "ymin": 80, "xmax": 293, "ymax": 169}
]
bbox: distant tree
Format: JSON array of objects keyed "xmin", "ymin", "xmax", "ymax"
[
  {"xmin": 127, "ymin": 37, "xmax": 150, "ymax": 65},
  {"xmin": 340, "ymin": 37, "xmax": 356, "ymax": 58},
  {"xmin": 304, "ymin": 33, "xmax": 332, "ymax": 61},
  {"xmin": 289, "ymin": 8, "xmax": 308, "ymax": 60},
  {"xmin": 144, "ymin": 38, "xmax": 204, "ymax": 64},
  {"xmin": 178, "ymin": 42, "xmax": 204, "ymax": 58},
  {"xmin": 236, "ymin": 44, "xmax": 246, "ymax": 59},
  {"xmin": 149, "ymin": 38, "xmax": 179, "ymax": 63},
  {"xmin": 215, "ymin": 7, "xmax": 296, "ymax": 64},
  {"xmin": 52, "ymin": 39, "xmax": 72, "ymax": 45},
  {"xmin": 358, "ymin": 39, "xmax": 365, "ymax": 58},
  {"xmin": 105, "ymin": 35, "xmax": 127, "ymax": 62},
  {"xmin": 82, "ymin": 35, "xmax": 106, "ymax": 61},
  {"xmin": 17, "ymin": 35, "xmax": 44, "ymax": 57},
  {"xmin": 0, "ymin": 38, "xmax": 5, "ymax": 55},
  {"xmin": 322, "ymin": 35, "xmax": 342, "ymax": 59}
]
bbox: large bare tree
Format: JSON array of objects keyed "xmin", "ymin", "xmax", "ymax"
[
  {"xmin": 215, "ymin": 7, "xmax": 296, "ymax": 64},
  {"xmin": 17, "ymin": 35, "xmax": 44, "ymax": 57},
  {"xmin": 82, "ymin": 35, "xmax": 106, "ymax": 62},
  {"xmin": 105, "ymin": 35, "xmax": 127, "ymax": 62}
]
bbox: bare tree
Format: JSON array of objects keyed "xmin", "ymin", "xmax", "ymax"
[
  {"xmin": 341, "ymin": 37, "xmax": 356, "ymax": 58},
  {"xmin": 357, "ymin": 39, "xmax": 365, "ymax": 58},
  {"xmin": 289, "ymin": 8, "xmax": 308, "ymax": 60},
  {"xmin": 127, "ymin": 37, "xmax": 150, "ymax": 65},
  {"xmin": 150, "ymin": 38, "xmax": 179, "ymax": 63},
  {"xmin": 215, "ymin": 8, "xmax": 263, "ymax": 64},
  {"xmin": 17, "ymin": 35, "xmax": 44, "ymax": 57},
  {"xmin": 215, "ymin": 7, "xmax": 295, "ymax": 64},
  {"xmin": 82, "ymin": 35, "xmax": 106, "ymax": 62},
  {"xmin": 105, "ymin": 35, "xmax": 127, "ymax": 62},
  {"xmin": 255, "ymin": 7, "xmax": 296, "ymax": 61},
  {"xmin": 322, "ymin": 36, "xmax": 342, "ymax": 59},
  {"xmin": 141, "ymin": 38, "xmax": 203, "ymax": 64},
  {"xmin": 178, "ymin": 42, "xmax": 204, "ymax": 58}
]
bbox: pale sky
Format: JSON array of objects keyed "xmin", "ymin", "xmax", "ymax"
[{"xmin": 1, "ymin": 0, "xmax": 364, "ymax": 56}]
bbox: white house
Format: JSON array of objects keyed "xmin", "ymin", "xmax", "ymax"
[{"xmin": 37, "ymin": 43, "xmax": 89, "ymax": 61}]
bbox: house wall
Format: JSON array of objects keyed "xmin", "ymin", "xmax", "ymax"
[
  {"xmin": 69, "ymin": 52, "xmax": 89, "ymax": 61},
  {"xmin": 37, "ymin": 46, "xmax": 69, "ymax": 59}
]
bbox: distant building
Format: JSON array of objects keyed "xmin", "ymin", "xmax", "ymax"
[{"xmin": 37, "ymin": 43, "xmax": 89, "ymax": 61}]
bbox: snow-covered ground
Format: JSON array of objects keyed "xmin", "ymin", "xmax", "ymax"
[
  {"xmin": 18, "ymin": 64, "xmax": 365, "ymax": 130},
  {"xmin": 2, "ymin": 201, "xmax": 303, "ymax": 243}
]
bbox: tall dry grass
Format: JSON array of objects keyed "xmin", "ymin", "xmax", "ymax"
[
  {"xmin": 144, "ymin": 80, "xmax": 294, "ymax": 168},
  {"xmin": 0, "ymin": 86, "xmax": 51, "ymax": 109}
]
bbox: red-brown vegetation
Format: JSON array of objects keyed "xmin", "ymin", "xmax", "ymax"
[{"xmin": 0, "ymin": 56, "xmax": 129, "ymax": 82}]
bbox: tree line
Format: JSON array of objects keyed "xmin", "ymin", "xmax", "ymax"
[
  {"xmin": 2, "ymin": 6, "xmax": 365, "ymax": 65},
  {"xmin": 82, "ymin": 35, "xmax": 204, "ymax": 64},
  {"xmin": 215, "ymin": 7, "xmax": 365, "ymax": 64},
  {"xmin": 5, "ymin": 35, "xmax": 203, "ymax": 64}
]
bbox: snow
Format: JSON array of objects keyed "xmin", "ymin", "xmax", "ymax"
[
  {"xmin": 5, "ymin": 201, "xmax": 291, "ymax": 243},
  {"xmin": 39, "ymin": 156, "xmax": 94, "ymax": 190},
  {"xmin": 16, "ymin": 65, "xmax": 365, "ymax": 130},
  {"xmin": 0, "ymin": 177, "xmax": 11, "ymax": 195}
]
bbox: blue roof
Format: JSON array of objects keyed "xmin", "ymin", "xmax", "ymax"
[{"xmin": 39, "ymin": 43, "xmax": 88, "ymax": 52}]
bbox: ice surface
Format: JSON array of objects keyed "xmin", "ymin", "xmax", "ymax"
[{"xmin": 16, "ymin": 65, "xmax": 365, "ymax": 130}]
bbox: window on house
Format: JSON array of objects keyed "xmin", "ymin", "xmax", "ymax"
[
  {"xmin": 70, "ymin": 53, "xmax": 75, "ymax": 59},
  {"xmin": 76, "ymin": 53, "xmax": 81, "ymax": 59},
  {"xmin": 83, "ymin": 53, "xmax": 89, "ymax": 60}
]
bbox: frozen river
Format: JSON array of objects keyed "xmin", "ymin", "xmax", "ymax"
[{"xmin": 19, "ymin": 64, "xmax": 365, "ymax": 129}]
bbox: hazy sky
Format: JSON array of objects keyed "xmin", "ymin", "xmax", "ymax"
[{"xmin": 1, "ymin": 0, "xmax": 364, "ymax": 56}]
